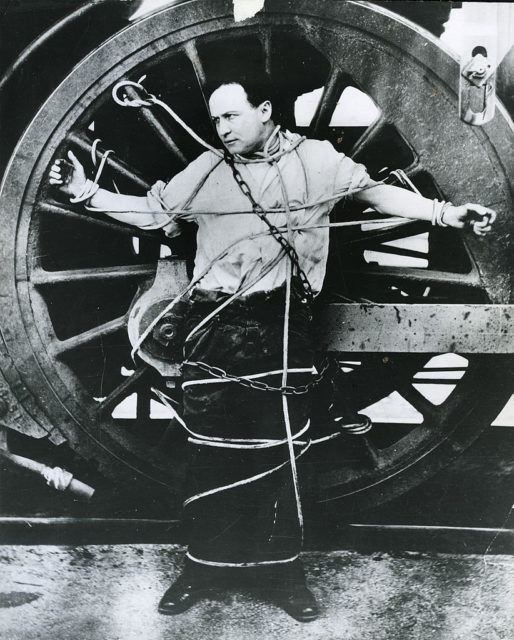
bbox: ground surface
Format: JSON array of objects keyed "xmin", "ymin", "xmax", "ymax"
[{"xmin": 1, "ymin": 545, "xmax": 513, "ymax": 640}]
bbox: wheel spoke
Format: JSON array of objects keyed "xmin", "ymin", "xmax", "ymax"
[
  {"xmin": 337, "ymin": 366, "xmax": 398, "ymax": 413},
  {"xmin": 137, "ymin": 387, "xmax": 153, "ymax": 422},
  {"xmin": 184, "ymin": 40, "xmax": 207, "ymax": 89},
  {"xmin": 364, "ymin": 243, "xmax": 428, "ymax": 260},
  {"xmin": 420, "ymin": 367, "xmax": 467, "ymax": 372},
  {"xmin": 340, "ymin": 220, "xmax": 427, "ymax": 248},
  {"xmin": 310, "ymin": 69, "xmax": 351, "ymax": 135},
  {"xmin": 411, "ymin": 378, "xmax": 462, "ymax": 385},
  {"xmin": 349, "ymin": 116, "xmax": 387, "ymax": 160},
  {"xmin": 67, "ymin": 131, "xmax": 150, "ymax": 190},
  {"xmin": 183, "ymin": 40, "xmax": 214, "ymax": 131},
  {"xmin": 37, "ymin": 201, "xmax": 172, "ymax": 244},
  {"xmin": 51, "ymin": 315, "xmax": 127, "ymax": 357},
  {"xmin": 341, "ymin": 265, "xmax": 481, "ymax": 288},
  {"xmin": 96, "ymin": 366, "xmax": 151, "ymax": 418},
  {"xmin": 31, "ymin": 264, "xmax": 156, "ymax": 286},
  {"xmin": 394, "ymin": 382, "xmax": 439, "ymax": 422},
  {"xmin": 122, "ymin": 85, "xmax": 188, "ymax": 165}
]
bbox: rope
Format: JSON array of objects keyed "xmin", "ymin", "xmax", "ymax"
[
  {"xmin": 129, "ymin": 179, "xmax": 399, "ymax": 361},
  {"xmin": 129, "ymin": 233, "xmax": 284, "ymax": 362},
  {"xmin": 152, "ymin": 387, "xmax": 312, "ymax": 446},
  {"xmin": 181, "ymin": 366, "xmax": 316, "ymax": 388},
  {"xmin": 186, "ymin": 552, "xmax": 299, "ymax": 568},
  {"xmin": 112, "ymin": 77, "xmax": 223, "ymax": 156},
  {"xmin": 183, "ymin": 246, "xmax": 286, "ymax": 343},
  {"xmin": 110, "ymin": 76, "xmax": 373, "ymax": 519},
  {"xmin": 275, "ymin": 159, "xmax": 304, "ymax": 542},
  {"xmin": 70, "ymin": 146, "xmax": 114, "ymax": 205},
  {"xmin": 91, "ymin": 138, "xmax": 120, "ymax": 194},
  {"xmin": 187, "ymin": 420, "xmax": 311, "ymax": 450},
  {"xmin": 183, "ymin": 440, "xmax": 312, "ymax": 508},
  {"xmin": 112, "ymin": 77, "xmax": 306, "ymax": 165},
  {"xmin": 224, "ymin": 150, "xmax": 315, "ymax": 303},
  {"xmin": 181, "ymin": 361, "xmax": 329, "ymax": 395}
]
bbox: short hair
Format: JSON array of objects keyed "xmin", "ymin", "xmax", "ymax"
[{"xmin": 207, "ymin": 70, "xmax": 275, "ymax": 110}]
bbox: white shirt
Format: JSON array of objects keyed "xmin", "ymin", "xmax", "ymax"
[{"xmin": 143, "ymin": 132, "xmax": 374, "ymax": 295}]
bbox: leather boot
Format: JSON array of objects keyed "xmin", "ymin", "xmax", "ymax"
[
  {"xmin": 158, "ymin": 563, "xmax": 218, "ymax": 615},
  {"xmin": 272, "ymin": 582, "xmax": 319, "ymax": 622},
  {"xmin": 267, "ymin": 560, "xmax": 320, "ymax": 622}
]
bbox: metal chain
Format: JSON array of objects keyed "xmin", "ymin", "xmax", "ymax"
[
  {"xmin": 224, "ymin": 151, "xmax": 315, "ymax": 304},
  {"xmin": 184, "ymin": 358, "xmax": 331, "ymax": 395}
]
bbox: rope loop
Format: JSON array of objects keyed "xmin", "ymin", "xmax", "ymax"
[{"xmin": 112, "ymin": 75, "xmax": 155, "ymax": 108}]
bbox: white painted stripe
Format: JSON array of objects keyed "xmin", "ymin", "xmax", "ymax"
[
  {"xmin": 182, "ymin": 367, "xmax": 316, "ymax": 389},
  {"xmin": 183, "ymin": 441, "xmax": 312, "ymax": 507},
  {"xmin": 186, "ymin": 551, "xmax": 298, "ymax": 568}
]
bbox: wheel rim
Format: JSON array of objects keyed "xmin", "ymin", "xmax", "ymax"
[{"xmin": 1, "ymin": 0, "xmax": 513, "ymax": 510}]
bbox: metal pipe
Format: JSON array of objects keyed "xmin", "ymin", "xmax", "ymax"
[{"xmin": 0, "ymin": 448, "xmax": 95, "ymax": 499}]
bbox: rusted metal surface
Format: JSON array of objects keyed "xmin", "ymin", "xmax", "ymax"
[{"xmin": 318, "ymin": 304, "xmax": 514, "ymax": 354}]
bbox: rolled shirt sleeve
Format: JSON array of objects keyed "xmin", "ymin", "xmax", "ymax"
[
  {"xmin": 144, "ymin": 179, "xmax": 182, "ymax": 237},
  {"xmin": 145, "ymin": 151, "xmax": 222, "ymax": 237},
  {"xmin": 332, "ymin": 148, "xmax": 377, "ymax": 199}
]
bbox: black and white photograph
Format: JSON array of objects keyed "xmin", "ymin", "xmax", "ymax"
[{"xmin": 0, "ymin": 1, "xmax": 513, "ymax": 638}]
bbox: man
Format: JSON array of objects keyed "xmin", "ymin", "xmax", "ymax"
[{"xmin": 49, "ymin": 73, "xmax": 495, "ymax": 622}]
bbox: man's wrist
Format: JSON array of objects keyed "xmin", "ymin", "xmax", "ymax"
[
  {"xmin": 87, "ymin": 187, "xmax": 103, "ymax": 208},
  {"xmin": 69, "ymin": 179, "xmax": 99, "ymax": 204},
  {"xmin": 431, "ymin": 200, "xmax": 453, "ymax": 227}
]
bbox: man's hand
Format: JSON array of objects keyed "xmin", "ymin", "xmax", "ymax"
[
  {"xmin": 442, "ymin": 203, "xmax": 496, "ymax": 236},
  {"xmin": 48, "ymin": 150, "xmax": 87, "ymax": 198},
  {"xmin": 355, "ymin": 185, "xmax": 496, "ymax": 237}
]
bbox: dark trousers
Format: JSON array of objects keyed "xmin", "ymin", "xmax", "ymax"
[{"xmin": 181, "ymin": 284, "xmax": 314, "ymax": 570}]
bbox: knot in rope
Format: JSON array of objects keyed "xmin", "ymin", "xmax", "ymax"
[
  {"xmin": 112, "ymin": 75, "xmax": 156, "ymax": 108},
  {"xmin": 42, "ymin": 465, "xmax": 73, "ymax": 491}
]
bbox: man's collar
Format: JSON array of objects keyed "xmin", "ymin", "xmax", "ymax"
[{"xmin": 235, "ymin": 125, "xmax": 282, "ymax": 160}]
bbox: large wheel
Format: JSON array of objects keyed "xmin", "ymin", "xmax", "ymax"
[{"xmin": 1, "ymin": 0, "xmax": 513, "ymax": 512}]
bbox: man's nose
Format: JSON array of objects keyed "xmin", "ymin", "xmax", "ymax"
[{"xmin": 217, "ymin": 119, "xmax": 231, "ymax": 136}]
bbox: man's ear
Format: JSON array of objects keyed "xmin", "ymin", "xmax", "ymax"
[{"xmin": 260, "ymin": 100, "xmax": 272, "ymax": 123}]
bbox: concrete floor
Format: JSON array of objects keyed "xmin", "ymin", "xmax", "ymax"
[{"xmin": 1, "ymin": 545, "xmax": 513, "ymax": 640}]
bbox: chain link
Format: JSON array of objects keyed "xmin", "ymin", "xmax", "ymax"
[
  {"xmin": 204, "ymin": 152, "xmax": 324, "ymax": 394},
  {"xmin": 184, "ymin": 358, "xmax": 331, "ymax": 395},
  {"xmin": 224, "ymin": 152, "xmax": 315, "ymax": 304}
]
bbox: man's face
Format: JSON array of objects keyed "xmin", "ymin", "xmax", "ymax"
[{"xmin": 209, "ymin": 83, "xmax": 271, "ymax": 155}]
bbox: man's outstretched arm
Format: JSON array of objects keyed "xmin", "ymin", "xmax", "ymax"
[
  {"xmin": 48, "ymin": 151, "xmax": 173, "ymax": 230},
  {"xmin": 354, "ymin": 183, "xmax": 496, "ymax": 236}
]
